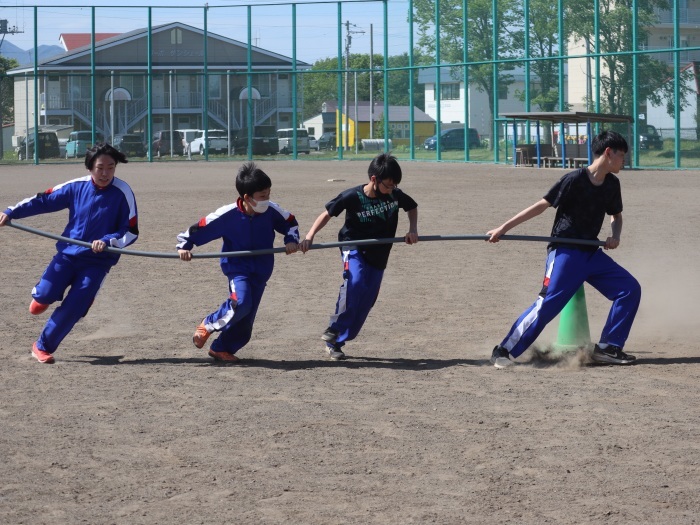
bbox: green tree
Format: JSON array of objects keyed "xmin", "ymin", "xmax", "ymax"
[
  {"xmin": 1, "ymin": 54, "xmax": 18, "ymax": 125},
  {"xmin": 301, "ymin": 52, "xmax": 427, "ymax": 122},
  {"xmin": 512, "ymin": 0, "xmax": 568, "ymax": 113},
  {"xmin": 566, "ymin": 0, "xmax": 689, "ymax": 119},
  {"xmin": 413, "ymin": 0, "xmax": 521, "ymax": 143}
]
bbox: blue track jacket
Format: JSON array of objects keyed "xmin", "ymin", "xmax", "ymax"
[
  {"xmin": 176, "ymin": 198, "xmax": 299, "ymax": 281},
  {"xmin": 4, "ymin": 175, "xmax": 139, "ymax": 267}
]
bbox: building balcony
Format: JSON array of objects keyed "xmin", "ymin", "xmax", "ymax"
[
  {"xmin": 654, "ymin": 7, "xmax": 700, "ymax": 25},
  {"xmin": 639, "ymin": 45, "xmax": 700, "ymax": 65}
]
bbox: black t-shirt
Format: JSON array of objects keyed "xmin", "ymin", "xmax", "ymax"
[
  {"xmin": 326, "ymin": 184, "xmax": 418, "ymax": 269},
  {"xmin": 543, "ymin": 168, "xmax": 623, "ymax": 251}
]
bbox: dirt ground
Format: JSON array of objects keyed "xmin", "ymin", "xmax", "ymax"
[{"xmin": 1, "ymin": 158, "xmax": 699, "ymax": 525}]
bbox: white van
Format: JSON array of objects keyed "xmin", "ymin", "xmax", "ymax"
[
  {"xmin": 177, "ymin": 129, "xmax": 199, "ymax": 156},
  {"xmin": 277, "ymin": 128, "xmax": 310, "ymax": 155}
]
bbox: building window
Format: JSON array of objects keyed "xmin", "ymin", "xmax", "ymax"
[
  {"xmin": 208, "ymin": 75, "xmax": 221, "ymax": 99},
  {"xmin": 437, "ymin": 83, "xmax": 460, "ymax": 100},
  {"xmin": 498, "ymin": 84, "xmax": 508, "ymax": 100},
  {"xmin": 171, "ymin": 28, "xmax": 182, "ymax": 45}
]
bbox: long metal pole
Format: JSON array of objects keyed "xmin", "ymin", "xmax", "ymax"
[
  {"xmin": 369, "ymin": 24, "xmax": 373, "ymax": 140},
  {"xmin": 91, "ymin": 8, "xmax": 96, "ymax": 145},
  {"xmin": 7, "ymin": 220, "xmax": 606, "ymax": 260},
  {"xmin": 169, "ymin": 70, "xmax": 173, "ymax": 157},
  {"xmin": 110, "ymin": 70, "xmax": 114, "ymax": 143},
  {"xmin": 32, "ymin": 7, "xmax": 38, "ymax": 164},
  {"xmin": 227, "ymin": 70, "xmax": 231, "ymax": 155}
]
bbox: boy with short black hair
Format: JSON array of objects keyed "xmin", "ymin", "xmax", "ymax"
[
  {"xmin": 300, "ymin": 153, "xmax": 418, "ymax": 360},
  {"xmin": 177, "ymin": 162, "xmax": 299, "ymax": 362},
  {"xmin": 487, "ymin": 130, "xmax": 641, "ymax": 368}
]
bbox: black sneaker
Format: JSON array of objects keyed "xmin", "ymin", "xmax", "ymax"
[
  {"xmin": 326, "ymin": 344, "xmax": 346, "ymax": 361},
  {"xmin": 321, "ymin": 327, "xmax": 339, "ymax": 344},
  {"xmin": 591, "ymin": 344, "xmax": 636, "ymax": 365},
  {"xmin": 490, "ymin": 345, "xmax": 514, "ymax": 368}
]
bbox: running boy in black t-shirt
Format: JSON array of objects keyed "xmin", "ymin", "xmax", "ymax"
[
  {"xmin": 486, "ymin": 130, "xmax": 641, "ymax": 368},
  {"xmin": 300, "ymin": 153, "xmax": 418, "ymax": 360}
]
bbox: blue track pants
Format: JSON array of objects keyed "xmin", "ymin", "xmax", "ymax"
[
  {"xmin": 204, "ymin": 274, "xmax": 266, "ymax": 354},
  {"xmin": 501, "ymin": 247, "xmax": 641, "ymax": 358},
  {"xmin": 33, "ymin": 253, "xmax": 109, "ymax": 354},
  {"xmin": 328, "ymin": 249, "xmax": 384, "ymax": 348}
]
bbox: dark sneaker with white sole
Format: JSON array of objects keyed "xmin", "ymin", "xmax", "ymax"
[
  {"xmin": 491, "ymin": 345, "xmax": 514, "ymax": 368},
  {"xmin": 591, "ymin": 344, "xmax": 636, "ymax": 365},
  {"xmin": 326, "ymin": 344, "xmax": 346, "ymax": 361},
  {"xmin": 321, "ymin": 327, "xmax": 339, "ymax": 344}
]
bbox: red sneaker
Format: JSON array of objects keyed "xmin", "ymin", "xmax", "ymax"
[
  {"xmin": 192, "ymin": 321, "xmax": 211, "ymax": 349},
  {"xmin": 32, "ymin": 342, "xmax": 55, "ymax": 364},
  {"xmin": 208, "ymin": 349, "xmax": 240, "ymax": 363},
  {"xmin": 29, "ymin": 300, "xmax": 49, "ymax": 315}
]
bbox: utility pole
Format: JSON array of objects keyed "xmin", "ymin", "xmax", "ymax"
[
  {"xmin": 0, "ymin": 19, "xmax": 23, "ymax": 159},
  {"xmin": 344, "ymin": 21, "xmax": 363, "ymax": 152}
]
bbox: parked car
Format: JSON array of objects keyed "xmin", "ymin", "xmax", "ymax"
[
  {"xmin": 190, "ymin": 129, "xmax": 228, "ymax": 155},
  {"xmin": 152, "ymin": 130, "xmax": 184, "ymax": 157},
  {"xmin": 423, "ymin": 128, "xmax": 481, "ymax": 150},
  {"xmin": 317, "ymin": 131, "xmax": 336, "ymax": 151},
  {"xmin": 308, "ymin": 135, "xmax": 318, "ymax": 150},
  {"xmin": 176, "ymin": 128, "xmax": 199, "ymax": 156},
  {"xmin": 232, "ymin": 126, "xmax": 278, "ymax": 156},
  {"xmin": 16, "ymin": 131, "xmax": 61, "ymax": 160},
  {"xmin": 65, "ymin": 130, "xmax": 102, "ymax": 159},
  {"xmin": 639, "ymin": 124, "xmax": 663, "ymax": 150},
  {"xmin": 114, "ymin": 134, "xmax": 146, "ymax": 157},
  {"xmin": 277, "ymin": 128, "xmax": 310, "ymax": 155}
]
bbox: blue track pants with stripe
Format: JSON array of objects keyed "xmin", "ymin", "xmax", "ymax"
[
  {"xmin": 501, "ymin": 247, "xmax": 641, "ymax": 358},
  {"xmin": 33, "ymin": 253, "xmax": 109, "ymax": 354},
  {"xmin": 204, "ymin": 274, "xmax": 266, "ymax": 354},
  {"xmin": 328, "ymin": 249, "xmax": 384, "ymax": 349}
]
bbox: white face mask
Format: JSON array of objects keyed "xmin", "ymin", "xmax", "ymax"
[{"xmin": 250, "ymin": 198, "xmax": 270, "ymax": 214}]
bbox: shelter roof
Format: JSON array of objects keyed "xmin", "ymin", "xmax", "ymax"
[{"xmin": 500, "ymin": 111, "xmax": 633, "ymax": 124}]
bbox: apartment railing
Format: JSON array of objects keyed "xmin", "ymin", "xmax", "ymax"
[{"xmin": 654, "ymin": 7, "xmax": 700, "ymax": 24}]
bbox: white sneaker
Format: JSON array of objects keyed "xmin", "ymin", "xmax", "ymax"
[{"xmin": 326, "ymin": 345, "xmax": 346, "ymax": 361}]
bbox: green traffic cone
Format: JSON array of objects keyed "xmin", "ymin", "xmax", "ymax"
[{"xmin": 554, "ymin": 286, "xmax": 591, "ymax": 352}]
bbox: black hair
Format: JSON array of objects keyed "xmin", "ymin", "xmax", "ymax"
[
  {"xmin": 85, "ymin": 142, "xmax": 128, "ymax": 170},
  {"xmin": 591, "ymin": 130, "xmax": 628, "ymax": 156},
  {"xmin": 236, "ymin": 161, "xmax": 272, "ymax": 197},
  {"xmin": 368, "ymin": 152, "xmax": 402, "ymax": 185}
]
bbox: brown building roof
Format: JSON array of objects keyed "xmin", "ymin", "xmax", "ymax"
[{"xmin": 59, "ymin": 33, "xmax": 120, "ymax": 51}]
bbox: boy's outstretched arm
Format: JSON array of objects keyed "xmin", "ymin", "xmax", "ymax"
[
  {"xmin": 405, "ymin": 207, "xmax": 418, "ymax": 244},
  {"xmin": 300, "ymin": 210, "xmax": 332, "ymax": 253},
  {"xmin": 487, "ymin": 198, "xmax": 551, "ymax": 242}
]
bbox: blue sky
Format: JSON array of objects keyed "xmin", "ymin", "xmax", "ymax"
[{"xmin": 1, "ymin": 0, "xmax": 415, "ymax": 64}]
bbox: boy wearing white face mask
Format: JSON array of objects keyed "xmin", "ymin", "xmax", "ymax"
[{"xmin": 177, "ymin": 162, "xmax": 300, "ymax": 362}]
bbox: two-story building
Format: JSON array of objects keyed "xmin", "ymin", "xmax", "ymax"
[
  {"xmin": 418, "ymin": 66, "xmax": 568, "ymax": 142},
  {"xmin": 9, "ymin": 22, "xmax": 310, "ymax": 144}
]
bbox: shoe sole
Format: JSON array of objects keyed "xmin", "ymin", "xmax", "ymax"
[
  {"xmin": 591, "ymin": 354, "xmax": 636, "ymax": 365},
  {"xmin": 492, "ymin": 357, "xmax": 514, "ymax": 369},
  {"xmin": 193, "ymin": 336, "xmax": 208, "ymax": 349},
  {"xmin": 326, "ymin": 348, "xmax": 346, "ymax": 361},
  {"xmin": 208, "ymin": 350, "xmax": 240, "ymax": 363},
  {"xmin": 31, "ymin": 351, "xmax": 55, "ymax": 364}
]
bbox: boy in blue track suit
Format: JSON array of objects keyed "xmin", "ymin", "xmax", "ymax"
[
  {"xmin": 300, "ymin": 153, "xmax": 419, "ymax": 361},
  {"xmin": 0, "ymin": 143, "xmax": 139, "ymax": 364},
  {"xmin": 177, "ymin": 162, "xmax": 299, "ymax": 363},
  {"xmin": 487, "ymin": 130, "xmax": 641, "ymax": 368}
]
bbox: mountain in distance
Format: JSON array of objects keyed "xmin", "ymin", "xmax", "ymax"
[{"xmin": 0, "ymin": 39, "xmax": 64, "ymax": 66}]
